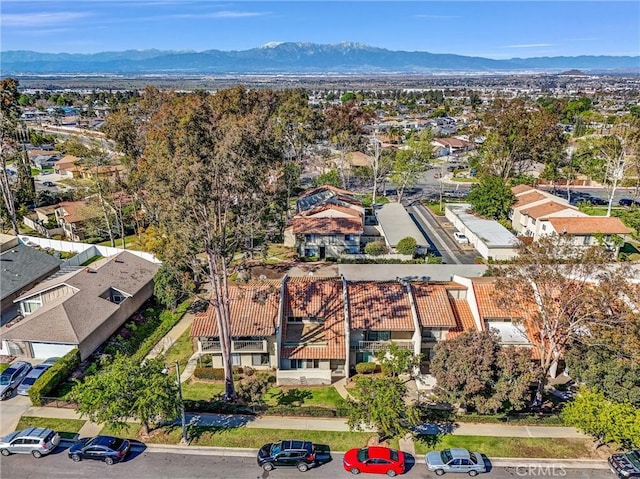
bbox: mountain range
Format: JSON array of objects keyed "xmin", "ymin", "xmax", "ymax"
[{"xmin": 2, "ymin": 42, "xmax": 638, "ymax": 75}]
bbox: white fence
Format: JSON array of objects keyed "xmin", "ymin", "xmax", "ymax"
[{"xmin": 18, "ymin": 235, "xmax": 161, "ymax": 265}]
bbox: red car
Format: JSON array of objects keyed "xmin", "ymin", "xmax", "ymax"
[{"xmin": 343, "ymin": 446, "xmax": 405, "ymax": 476}]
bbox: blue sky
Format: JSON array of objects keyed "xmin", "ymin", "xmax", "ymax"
[{"xmin": 2, "ymin": 1, "xmax": 639, "ymax": 58}]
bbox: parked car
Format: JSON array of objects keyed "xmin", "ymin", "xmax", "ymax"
[
  {"xmin": 453, "ymin": 232, "xmax": 470, "ymax": 244},
  {"xmin": 0, "ymin": 427, "xmax": 60, "ymax": 458},
  {"xmin": 42, "ymin": 181, "xmax": 55, "ymax": 187},
  {"xmin": 584, "ymin": 196, "xmax": 608, "ymax": 206},
  {"xmin": 68, "ymin": 435, "xmax": 131, "ymax": 465},
  {"xmin": 17, "ymin": 363, "xmax": 52, "ymax": 396},
  {"xmin": 42, "ymin": 357, "xmax": 61, "ymax": 366},
  {"xmin": 343, "ymin": 446, "xmax": 405, "ymax": 476},
  {"xmin": 619, "ymin": 198, "xmax": 640, "ymax": 207},
  {"xmin": 257, "ymin": 439, "xmax": 317, "ymax": 472},
  {"xmin": 608, "ymin": 449, "xmax": 640, "ymax": 478},
  {"xmin": 425, "ymin": 448, "xmax": 486, "ymax": 476},
  {"xmin": 0, "ymin": 361, "xmax": 32, "ymax": 400}
]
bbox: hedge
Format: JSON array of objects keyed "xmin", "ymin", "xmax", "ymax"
[
  {"xmin": 29, "ymin": 349, "xmax": 81, "ymax": 406},
  {"xmin": 194, "ymin": 368, "xmax": 226, "ymax": 380},
  {"xmin": 355, "ymin": 362, "xmax": 378, "ymax": 374},
  {"xmin": 183, "ymin": 400, "xmax": 255, "ymax": 415},
  {"xmin": 131, "ymin": 299, "xmax": 191, "ymax": 362}
]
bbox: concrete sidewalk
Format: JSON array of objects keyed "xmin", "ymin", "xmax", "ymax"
[{"xmin": 22, "ymin": 406, "xmax": 586, "ymax": 438}]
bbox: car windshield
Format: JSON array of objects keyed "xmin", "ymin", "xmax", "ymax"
[
  {"xmin": 21, "ymin": 378, "xmax": 36, "ymax": 386},
  {"xmin": 270, "ymin": 442, "xmax": 282, "ymax": 456},
  {"xmin": 357, "ymin": 448, "xmax": 369, "ymax": 463},
  {"xmin": 627, "ymin": 451, "xmax": 640, "ymax": 469},
  {"xmin": 390, "ymin": 449, "xmax": 399, "ymax": 462},
  {"xmin": 0, "ymin": 376, "xmax": 11, "ymax": 385},
  {"xmin": 441, "ymin": 449, "xmax": 454, "ymax": 463}
]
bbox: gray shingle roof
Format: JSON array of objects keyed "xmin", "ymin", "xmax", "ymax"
[
  {"xmin": 2, "ymin": 251, "xmax": 159, "ymax": 344},
  {"xmin": 0, "ymin": 244, "xmax": 62, "ymax": 301}
]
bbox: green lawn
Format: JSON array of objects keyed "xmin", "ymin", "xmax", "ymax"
[
  {"xmin": 98, "ymin": 235, "xmax": 145, "ymax": 251},
  {"xmin": 396, "ymin": 435, "xmax": 597, "ymax": 459},
  {"xmin": 0, "ymin": 364, "xmax": 9, "ymax": 373},
  {"xmin": 423, "ymin": 202, "xmax": 445, "ymax": 216},
  {"xmin": 15, "ymin": 416, "xmax": 85, "ymax": 440},
  {"xmin": 263, "ymin": 386, "xmax": 344, "ymax": 408},
  {"xmin": 100, "ymin": 422, "xmax": 142, "ymax": 438},
  {"xmin": 163, "ymin": 326, "xmax": 194, "ymax": 372},
  {"xmin": 182, "ymin": 381, "xmax": 226, "ymax": 401},
  {"xmin": 148, "ymin": 425, "xmax": 372, "ymax": 451}
]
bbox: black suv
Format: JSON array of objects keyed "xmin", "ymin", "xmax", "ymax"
[
  {"xmin": 257, "ymin": 439, "xmax": 316, "ymax": 472},
  {"xmin": 609, "ymin": 449, "xmax": 640, "ymax": 478}
]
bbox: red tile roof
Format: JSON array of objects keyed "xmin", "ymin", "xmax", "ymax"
[
  {"xmin": 446, "ymin": 298, "xmax": 478, "ymax": 339},
  {"xmin": 281, "ymin": 278, "xmax": 345, "ymax": 360},
  {"xmin": 472, "ymin": 278, "xmax": 514, "ymax": 320},
  {"xmin": 301, "ymin": 204, "xmax": 362, "ymax": 218},
  {"xmin": 548, "ymin": 217, "xmax": 631, "ymax": 235},
  {"xmin": 299, "ymin": 185, "xmax": 355, "ymax": 199},
  {"xmin": 513, "ymin": 191, "xmax": 547, "ymax": 208},
  {"xmin": 411, "ymin": 283, "xmax": 458, "ymax": 328},
  {"xmin": 522, "ymin": 201, "xmax": 576, "ymax": 219},
  {"xmin": 190, "ymin": 281, "xmax": 280, "ymax": 338},
  {"xmin": 348, "ymin": 281, "xmax": 414, "ymax": 331},
  {"xmin": 292, "ymin": 216, "xmax": 363, "ymax": 235},
  {"xmin": 511, "ymin": 184, "xmax": 536, "ymax": 196}
]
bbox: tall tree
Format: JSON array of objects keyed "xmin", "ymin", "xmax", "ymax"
[
  {"xmin": 71, "ymin": 355, "xmax": 181, "ymax": 435},
  {"xmin": 0, "ymin": 78, "xmax": 23, "ymax": 234},
  {"xmin": 324, "ymin": 100, "xmax": 372, "ymax": 189},
  {"xmin": 466, "ymin": 176, "xmax": 515, "ymax": 220},
  {"xmin": 389, "ymin": 128, "xmax": 433, "ymax": 202},
  {"xmin": 493, "ymin": 236, "xmax": 632, "ymax": 402},
  {"xmin": 478, "ymin": 98, "xmax": 566, "ymax": 180},
  {"xmin": 140, "ymin": 87, "xmax": 284, "ymax": 400}
]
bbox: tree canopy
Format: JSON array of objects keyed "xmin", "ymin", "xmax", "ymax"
[
  {"xmin": 466, "ymin": 176, "xmax": 515, "ymax": 220},
  {"xmin": 431, "ymin": 329, "xmax": 535, "ymax": 414},
  {"xmin": 70, "ymin": 355, "xmax": 181, "ymax": 435}
]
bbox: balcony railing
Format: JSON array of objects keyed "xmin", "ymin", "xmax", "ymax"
[
  {"xmin": 201, "ymin": 339, "xmax": 268, "ymax": 353},
  {"xmin": 352, "ymin": 340, "xmax": 415, "ymax": 351}
]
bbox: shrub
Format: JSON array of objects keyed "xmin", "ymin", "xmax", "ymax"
[
  {"xmin": 244, "ymin": 366, "xmax": 255, "ymax": 377},
  {"xmin": 29, "ymin": 349, "xmax": 81, "ymax": 406},
  {"xmin": 355, "ymin": 362, "xmax": 378, "ymax": 375},
  {"xmin": 364, "ymin": 241, "xmax": 388, "ymax": 256},
  {"xmin": 396, "ymin": 237, "xmax": 417, "ymax": 256},
  {"xmin": 193, "ymin": 368, "xmax": 225, "ymax": 380},
  {"xmin": 232, "ymin": 366, "xmax": 244, "ymax": 374}
]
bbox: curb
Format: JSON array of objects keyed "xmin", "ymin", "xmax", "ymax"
[{"xmin": 137, "ymin": 444, "xmax": 608, "ymax": 469}]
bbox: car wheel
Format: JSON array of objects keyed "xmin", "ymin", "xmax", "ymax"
[
  {"xmin": 0, "ymin": 449, "xmax": 10, "ymax": 456},
  {"xmin": 31, "ymin": 450, "xmax": 42, "ymax": 458},
  {"xmin": 1, "ymin": 389, "xmax": 12, "ymax": 400},
  {"xmin": 350, "ymin": 467, "xmax": 360, "ymax": 475},
  {"xmin": 297, "ymin": 462, "xmax": 309, "ymax": 472},
  {"xmin": 468, "ymin": 471, "xmax": 478, "ymax": 477},
  {"xmin": 387, "ymin": 470, "xmax": 397, "ymax": 477},
  {"xmin": 105, "ymin": 457, "xmax": 114, "ymax": 465},
  {"xmin": 435, "ymin": 469, "xmax": 446, "ymax": 476},
  {"xmin": 262, "ymin": 463, "xmax": 274, "ymax": 472},
  {"xmin": 71, "ymin": 454, "xmax": 81, "ymax": 462}
]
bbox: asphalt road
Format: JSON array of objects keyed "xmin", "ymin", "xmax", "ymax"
[{"xmin": 0, "ymin": 447, "xmax": 609, "ymax": 479}]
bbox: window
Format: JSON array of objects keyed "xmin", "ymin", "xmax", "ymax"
[
  {"xmin": 366, "ymin": 331, "xmax": 390, "ymax": 341},
  {"xmin": 290, "ymin": 359, "xmax": 319, "ymax": 369},
  {"xmin": 290, "ymin": 359, "xmax": 304, "ymax": 369},
  {"xmin": 344, "ymin": 234, "xmax": 354, "ymax": 241},
  {"xmin": 231, "ymin": 354, "xmax": 241, "ymax": 366},
  {"xmin": 305, "ymin": 234, "xmax": 316, "ymax": 242},
  {"xmin": 583, "ymin": 235, "xmax": 591, "ymax": 245},
  {"xmin": 252, "ymin": 354, "xmax": 270, "ymax": 366},
  {"xmin": 21, "ymin": 299, "xmax": 42, "ymax": 315},
  {"xmin": 542, "ymin": 223, "xmax": 546, "ymax": 231}
]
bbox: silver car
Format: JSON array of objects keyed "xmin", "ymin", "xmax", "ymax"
[
  {"xmin": 425, "ymin": 448, "xmax": 486, "ymax": 476},
  {"xmin": 17, "ymin": 364, "xmax": 51, "ymax": 396},
  {"xmin": 0, "ymin": 427, "xmax": 60, "ymax": 458},
  {"xmin": 0, "ymin": 361, "xmax": 32, "ymax": 400}
]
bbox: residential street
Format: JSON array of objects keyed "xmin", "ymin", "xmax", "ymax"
[{"xmin": 0, "ymin": 447, "xmax": 608, "ymax": 479}]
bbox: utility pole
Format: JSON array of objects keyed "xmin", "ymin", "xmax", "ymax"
[{"xmin": 175, "ymin": 360, "xmax": 187, "ymax": 444}]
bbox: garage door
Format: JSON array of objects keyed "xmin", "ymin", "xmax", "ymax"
[{"xmin": 30, "ymin": 342, "xmax": 75, "ymax": 359}]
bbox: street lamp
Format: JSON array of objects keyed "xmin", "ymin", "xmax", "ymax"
[{"xmin": 174, "ymin": 360, "xmax": 188, "ymax": 444}]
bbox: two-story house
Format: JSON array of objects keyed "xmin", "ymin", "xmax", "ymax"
[{"xmin": 190, "ymin": 281, "xmax": 280, "ymax": 370}]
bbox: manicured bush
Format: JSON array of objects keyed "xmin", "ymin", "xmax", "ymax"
[
  {"xmin": 183, "ymin": 400, "xmax": 255, "ymax": 415},
  {"xmin": 364, "ymin": 241, "xmax": 388, "ymax": 256},
  {"xmin": 355, "ymin": 362, "xmax": 378, "ymax": 375},
  {"xmin": 29, "ymin": 349, "xmax": 81, "ymax": 406},
  {"xmin": 244, "ymin": 366, "xmax": 255, "ymax": 377},
  {"xmin": 193, "ymin": 368, "xmax": 225, "ymax": 380},
  {"xmin": 396, "ymin": 237, "xmax": 417, "ymax": 256}
]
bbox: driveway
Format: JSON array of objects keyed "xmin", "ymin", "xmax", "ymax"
[{"xmin": 0, "ymin": 394, "xmax": 32, "ymax": 436}]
